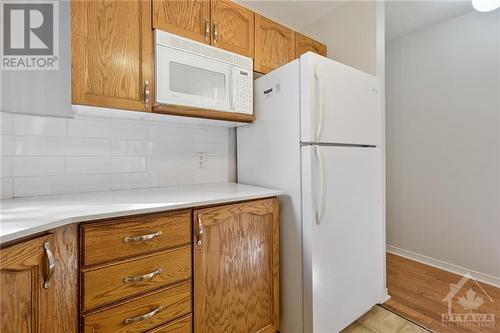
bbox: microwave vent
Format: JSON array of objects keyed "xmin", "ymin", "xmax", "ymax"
[{"xmin": 155, "ymin": 29, "xmax": 252, "ymax": 70}]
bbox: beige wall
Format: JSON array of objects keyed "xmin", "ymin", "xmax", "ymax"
[
  {"xmin": 386, "ymin": 10, "xmax": 500, "ymax": 283},
  {"xmin": 302, "ymin": 1, "xmax": 378, "ymax": 76}
]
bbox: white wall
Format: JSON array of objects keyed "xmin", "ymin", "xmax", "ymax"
[
  {"xmin": 302, "ymin": 1, "xmax": 378, "ymax": 76},
  {"xmin": 1, "ymin": 112, "xmax": 230, "ymax": 198},
  {"xmin": 386, "ymin": 10, "xmax": 500, "ymax": 282}
]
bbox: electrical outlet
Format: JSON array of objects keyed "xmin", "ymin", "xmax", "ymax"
[{"xmin": 197, "ymin": 152, "xmax": 207, "ymax": 169}]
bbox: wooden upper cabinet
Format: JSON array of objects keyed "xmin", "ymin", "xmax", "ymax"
[
  {"xmin": 211, "ymin": 0, "xmax": 254, "ymax": 57},
  {"xmin": 254, "ymin": 14, "xmax": 295, "ymax": 74},
  {"xmin": 295, "ymin": 32, "xmax": 327, "ymax": 58},
  {"xmin": 193, "ymin": 198, "xmax": 280, "ymax": 333},
  {"xmin": 153, "ymin": 0, "xmax": 210, "ymax": 44},
  {"xmin": 71, "ymin": 0, "xmax": 153, "ymax": 112}
]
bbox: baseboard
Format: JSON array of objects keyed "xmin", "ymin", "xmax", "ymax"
[
  {"xmin": 381, "ymin": 288, "xmax": 391, "ymax": 303},
  {"xmin": 387, "ymin": 245, "xmax": 500, "ymax": 288}
]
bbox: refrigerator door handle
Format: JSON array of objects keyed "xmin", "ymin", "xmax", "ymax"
[
  {"xmin": 315, "ymin": 145, "xmax": 326, "ymax": 225},
  {"xmin": 314, "ymin": 65, "xmax": 324, "ymax": 142}
]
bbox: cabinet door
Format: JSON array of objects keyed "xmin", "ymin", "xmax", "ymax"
[
  {"xmin": 211, "ymin": 0, "xmax": 254, "ymax": 58},
  {"xmin": 254, "ymin": 14, "xmax": 295, "ymax": 74},
  {"xmin": 194, "ymin": 198, "xmax": 280, "ymax": 333},
  {"xmin": 153, "ymin": 0, "xmax": 210, "ymax": 44},
  {"xmin": 72, "ymin": 0, "xmax": 153, "ymax": 112},
  {"xmin": 0, "ymin": 226, "xmax": 78, "ymax": 333},
  {"xmin": 0, "ymin": 235, "xmax": 55, "ymax": 333},
  {"xmin": 295, "ymin": 33, "xmax": 327, "ymax": 58}
]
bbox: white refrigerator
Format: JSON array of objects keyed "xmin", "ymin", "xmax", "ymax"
[{"xmin": 237, "ymin": 52, "xmax": 386, "ymax": 333}]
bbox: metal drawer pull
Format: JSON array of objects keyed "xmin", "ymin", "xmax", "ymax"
[
  {"xmin": 43, "ymin": 241, "xmax": 56, "ymax": 289},
  {"xmin": 123, "ymin": 268, "xmax": 163, "ymax": 284},
  {"xmin": 123, "ymin": 231, "xmax": 162, "ymax": 243},
  {"xmin": 204, "ymin": 18, "xmax": 210, "ymax": 41},
  {"xmin": 143, "ymin": 80, "xmax": 151, "ymax": 107},
  {"xmin": 197, "ymin": 214, "xmax": 203, "ymax": 246},
  {"xmin": 123, "ymin": 306, "xmax": 163, "ymax": 325},
  {"xmin": 212, "ymin": 22, "xmax": 218, "ymax": 44}
]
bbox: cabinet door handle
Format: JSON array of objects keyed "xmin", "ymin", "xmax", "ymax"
[
  {"xmin": 43, "ymin": 241, "xmax": 56, "ymax": 289},
  {"xmin": 212, "ymin": 22, "xmax": 218, "ymax": 44},
  {"xmin": 197, "ymin": 214, "xmax": 204, "ymax": 246},
  {"xmin": 123, "ymin": 306, "xmax": 163, "ymax": 325},
  {"xmin": 204, "ymin": 18, "xmax": 210, "ymax": 41},
  {"xmin": 123, "ymin": 231, "xmax": 162, "ymax": 243},
  {"xmin": 143, "ymin": 80, "xmax": 150, "ymax": 107},
  {"xmin": 123, "ymin": 268, "xmax": 163, "ymax": 284}
]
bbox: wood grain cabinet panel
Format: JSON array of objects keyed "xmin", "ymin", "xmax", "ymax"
[
  {"xmin": 0, "ymin": 235, "xmax": 54, "ymax": 333},
  {"xmin": 147, "ymin": 314, "xmax": 192, "ymax": 333},
  {"xmin": 254, "ymin": 14, "xmax": 295, "ymax": 74},
  {"xmin": 211, "ymin": 0, "xmax": 254, "ymax": 57},
  {"xmin": 0, "ymin": 225, "xmax": 78, "ymax": 333},
  {"xmin": 193, "ymin": 198, "xmax": 280, "ymax": 333},
  {"xmin": 153, "ymin": 0, "xmax": 210, "ymax": 44},
  {"xmin": 71, "ymin": 0, "xmax": 153, "ymax": 112},
  {"xmin": 82, "ymin": 282, "xmax": 192, "ymax": 333},
  {"xmin": 81, "ymin": 210, "xmax": 191, "ymax": 266},
  {"xmin": 82, "ymin": 246, "xmax": 191, "ymax": 311},
  {"xmin": 295, "ymin": 32, "xmax": 327, "ymax": 58}
]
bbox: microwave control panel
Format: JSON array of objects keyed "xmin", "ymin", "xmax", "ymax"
[{"xmin": 233, "ymin": 68, "xmax": 253, "ymax": 114}]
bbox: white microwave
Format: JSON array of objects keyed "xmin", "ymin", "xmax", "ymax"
[{"xmin": 155, "ymin": 30, "xmax": 253, "ymax": 115}]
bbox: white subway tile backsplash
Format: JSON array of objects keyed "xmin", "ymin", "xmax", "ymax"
[
  {"xmin": 194, "ymin": 143, "xmax": 228, "ymax": 156},
  {"xmin": 15, "ymin": 137, "xmax": 110, "ymax": 156},
  {"xmin": 149, "ymin": 141, "xmax": 178, "ymax": 157},
  {"xmin": 1, "ymin": 177, "xmax": 13, "ymax": 198},
  {"xmin": 67, "ymin": 156, "xmax": 145, "ymax": 174},
  {"xmin": 14, "ymin": 175, "xmax": 109, "ymax": 197},
  {"xmin": 68, "ymin": 118, "xmax": 148, "ymax": 140},
  {"xmin": 1, "ymin": 157, "xmax": 12, "ymax": 177},
  {"xmin": 2, "ymin": 112, "xmax": 229, "ymax": 198},
  {"xmin": 178, "ymin": 169, "xmax": 228, "ymax": 185},
  {"xmin": 13, "ymin": 114, "xmax": 67, "ymax": 136},
  {"xmin": 205, "ymin": 128, "xmax": 228, "ymax": 143},
  {"xmin": 147, "ymin": 157, "xmax": 195, "ymax": 172},
  {"xmin": 207, "ymin": 156, "xmax": 229, "ymax": 169},
  {"xmin": 109, "ymin": 173, "xmax": 156, "ymax": 190},
  {"xmin": 111, "ymin": 140, "xmax": 152, "ymax": 156},
  {"xmin": 149, "ymin": 125, "xmax": 204, "ymax": 142},
  {"xmin": 13, "ymin": 157, "xmax": 65, "ymax": 176},
  {"xmin": 1, "ymin": 135, "xmax": 14, "ymax": 156},
  {"xmin": 109, "ymin": 171, "xmax": 178, "ymax": 190},
  {"xmin": 1, "ymin": 112, "xmax": 13, "ymax": 135}
]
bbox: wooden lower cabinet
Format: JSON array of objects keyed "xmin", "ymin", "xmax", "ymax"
[
  {"xmin": 0, "ymin": 197, "xmax": 280, "ymax": 333},
  {"xmin": 193, "ymin": 198, "xmax": 280, "ymax": 333},
  {"xmin": 82, "ymin": 282, "xmax": 192, "ymax": 333},
  {"xmin": 0, "ymin": 225, "xmax": 78, "ymax": 333}
]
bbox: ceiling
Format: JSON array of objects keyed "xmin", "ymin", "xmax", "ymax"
[
  {"xmin": 236, "ymin": 1, "xmax": 346, "ymax": 31},
  {"xmin": 385, "ymin": 0, "xmax": 474, "ymax": 42}
]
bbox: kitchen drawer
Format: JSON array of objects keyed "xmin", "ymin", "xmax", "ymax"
[
  {"xmin": 147, "ymin": 314, "xmax": 192, "ymax": 333},
  {"xmin": 82, "ymin": 282, "xmax": 192, "ymax": 333},
  {"xmin": 81, "ymin": 210, "xmax": 191, "ymax": 266},
  {"xmin": 82, "ymin": 246, "xmax": 191, "ymax": 311}
]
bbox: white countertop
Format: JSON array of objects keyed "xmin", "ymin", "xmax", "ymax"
[{"xmin": 0, "ymin": 183, "xmax": 282, "ymax": 245}]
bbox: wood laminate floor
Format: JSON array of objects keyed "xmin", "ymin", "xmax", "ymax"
[{"xmin": 384, "ymin": 253, "xmax": 500, "ymax": 333}]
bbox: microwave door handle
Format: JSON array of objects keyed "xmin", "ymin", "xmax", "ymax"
[{"xmin": 229, "ymin": 70, "xmax": 236, "ymax": 110}]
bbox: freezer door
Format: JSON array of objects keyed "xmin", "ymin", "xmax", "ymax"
[
  {"xmin": 301, "ymin": 145, "xmax": 384, "ymax": 333},
  {"xmin": 300, "ymin": 52, "xmax": 382, "ymax": 145}
]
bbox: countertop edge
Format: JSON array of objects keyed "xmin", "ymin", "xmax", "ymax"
[{"xmin": 0, "ymin": 190, "xmax": 282, "ymax": 245}]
